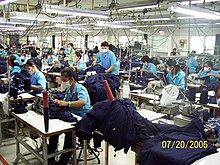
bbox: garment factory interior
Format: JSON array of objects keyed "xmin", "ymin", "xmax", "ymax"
[{"xmin": 1, "ymin": 0, "xmax": 220, "ymax": 165}]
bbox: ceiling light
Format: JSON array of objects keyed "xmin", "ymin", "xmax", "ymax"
[
  {"xmin": 43, "ymin": 4, "xmax": 109, "ymax": 19},
  {"xmin": 10, "ymin": 12, "xmax": 66, "ymax": 22},
  {"xmin": 0, "ymin": 18, "xmax": 34, "ymax": 25},
  {"xmin": 141, "ymin": 17, "xmax": 171, "ymax": 21},
  {"xmin": 1, "ymin": 27, "xmax": 27, "ymax": 31},
  {"xmin": 0, "ymin": 0, "xmax": 17, "ymax": 5},
  {"xmin": 118, "ymin": 4, "xmax": 159, "ymax": 11},
  {"xmin": 177, "ymin": 16, "xmax": 199, "ymax": 19},
  {"xmin": 97, "ymin": 21, "xmax": 130, "ymax": 28},
  {"xmin": 113, "ymin": 20, "xmax": 136, "ymax": 23},
  {"xmin": 215, "ymin": 23, "xmax": 220, "ymax": 24},
  {"xmin": 152, "ymin": 24, "xmax": 176, "ymax": 27},
  {"xmin": 130, "ymin": 29, "xmax": 145, "ymax": 34},
  {"xmin": 180, "ymin": 0, "xmax": 219, "ymax": 5},
  {"xmin": 0, "ymin": 24, "xmax": 15, "ymax": 28},
  {"xmin": 169, "ymin": 3, "xmax": 220, "ymax": 20},
  {"xmin": 55, "ymin": 24, "xmax": 87, "ymax": 30}
]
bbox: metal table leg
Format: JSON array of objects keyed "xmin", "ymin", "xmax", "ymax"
[
  {"xmin": 42, "ymin": 136, "xmax": 48, "ymax": 165},
  {"xmin": 105, "ymin": 142, "xmax": 109, "ymax": 165},
  {"xmin": 13, "ymin": 119, "xmax": 20, "ymax": 164},
  {"xmin": 72, "ymin": 131, "xmax": 77, "ymax": 165},
  {"xmin": 83, "ymin": 139, "xmax": 87, "ymax": 165}
]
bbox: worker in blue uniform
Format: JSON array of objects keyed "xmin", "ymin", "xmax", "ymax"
[
  {"xmin": 166, "ymin": 59, "xmax": 185, "ymax": 90},
  {"xmin": 46, "ymin": 51, "xmax": 57, "ymax": 66},
  {"xmin": 0, "ymin": 45, "xmax": 7, "ymax": 57},
  {"xmin": 25, "ymin": 59, "xmax": 47, "ymax": 94},
  {"xmin": 70, "ymin": 51, "xmax": 86, "ymax": 71},
  {"xmin": 30, "ymin": 49, "xmax": 42, "ymax": 69},
  {"xmin": 94, "ymin": 41, "xmax": 118, "ymax": 75},
  {"xmin": 187, "ymin": 51, "xmax": 198, "ymax": 74},
  {"xmin": 48, "ymin": 68, "xmax": 91, "ymax": 165},
  {"xmin": 200, "ymin": 61, "xmax": 220, "ymax": 89},
  {"xmin": 8, "ymin": 52, "xmax": 23, "ymax": 66},
  {"xmin": 1, "ymin": 55, "xmax": 21, "ymax": 77},
  {"xmin": 141, "ymin": 55, "xmax": 157, "ymax": 77}
]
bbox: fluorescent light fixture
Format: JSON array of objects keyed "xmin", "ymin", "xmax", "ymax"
[
  {"xmin": 97, "ymin": 21, "xmax": 130, "ymax": 28},
  {"xmin": 152, "ymin": 24, "xmax": 176, "ymax": 27},
  {"xmin": 1, "ymin": 27, "xmax": 27, "ymax": 31},
  {"xmin": 130, "ymin": 29, "xmax": 145, "ymax": 34},
  {"xmin": 177, "ymin": 16, "xmax": 199, "ymax": 19},
  {"xmin": 180, "ymin": 0, "xmax": 218, "ymax": 5},
  {"xmin": 141, "ymin": 17, "xmax": 171, "ymax": 21},
  {"xmin": 0, "ymin": 24, "xmax": 15, "ymax": 28},
  {"xmin": 0, "ymin": 0, "xmax": 17, "ymax": 5},
  {"xmin": 113, "ymin": 20, "xmax": 136, "ymax": 23},
  {"xmin": 55, "ymin": 24, "xmax": 87, "ymax": 30},
  {"xmin": 215, "ymin": 23, "xmax": 220, "ymax": 24},
  {"xmin": 0, "ymin": 18, "xmax": 34, "ymax": 25},
  {"xmin": 43, "ymin": 4, "xmax": 109, "ymax": 19},
  {"xmin": 118, "ymin": 4, "xmax": 159, "ymax": 11},
  {"xmin": 169, "ymin": 4, "xmax": 220, "ymax": 20},
  {"xmin": 10, "ymin": 12, "xmax": 66, "ymax": 22}
]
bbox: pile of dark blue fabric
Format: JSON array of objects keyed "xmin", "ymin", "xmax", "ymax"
[
  {"xmin": 82, "ymin": 73, "xmax": 120, "ymax": 105},
  {"xmin": 75, "ymin": 99, "xmax": 160, "ymax": 153},
  {"xmin": 79, "ymin": 64, "xmax": 106, "ymax": 75},
  {"xmin": 140, "ymin": 119, "xmax": 217, "ymax": 165},
  {"xmin": 0, "ymin": 61, "xmax": 7, "ymax": 74},
  {"xmin": 48, "ymin": 90, "xmax": 78, "ymax": 122}
]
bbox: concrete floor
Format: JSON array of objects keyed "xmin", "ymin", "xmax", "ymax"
[{"xmin": 0, "ymin": 133, "xmax": 136, "ymax": 165}]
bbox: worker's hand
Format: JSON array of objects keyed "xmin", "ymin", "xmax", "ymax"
[
  {"xmin": 206, "ymin": 73, "xmax": 212, "ymax": 77},
  {"xmin": 64, "ymin": 57, "xmax": 69, "ymax": 62},
  {"xmin": 105, "ymin": 70, "xmax": 109, "ymax": 73},
  {"xmin": 0, "ymin": 73, "xmax": 6, "ymax": 77}
]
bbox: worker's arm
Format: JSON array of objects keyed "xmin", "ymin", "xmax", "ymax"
[
  {"xmin": 207, "ymin": 73, "xmax": 220, "ymax": 79},
  {"xmin": 31, "ymin": 85, "xmax": 44, "ymax": 91},
  {"xmin": 142, "ymin": 69, "xmax": 153, "ymax": 74},
  {"xmin": 105, "ymin": 65, "xmax": 116, "ymax": 73},
  {"xmin": 54, "ymin": 99, "xmax": 86, "ymax": 107}
]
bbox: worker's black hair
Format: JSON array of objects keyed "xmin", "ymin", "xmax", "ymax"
[
  {"xmin": 205, "ymin": 61, "xmax": 213, "ymax": 68},
  {"xmin": 214, "ymin": 83, "xmax": 220, "ymax": 98},
  {"xmin": 141, "ymin": 55, "xmax": 150, "ymax": 63},
  {"xmin": 75, "ymin": 51, "xmax": 82, "ymax": 59},
  {"xmin": 36, "ymin": 47, "xmax": 40, "ymax": 51},
  {"xmin": 59, "ymin": 48, "xmax": 65, "ymax": 51},
  {"xmin": 31, "ymin": 50, "xmax": 38, "ymax": 58},
  {"xmin": 101, "ymin": 41, "xmax": 109, "ymax": 47},
  {"xmin": 191, "ymin": 50, "xmax": 196, "ymax": 54},
  {"xmin": 68, "ymin": 43, "xmax": 74, "ymax": 48},
  {"xmin": 0, "ymin": 45, "xmax": 4, "ymax": 49},
  {"xmin": 61, "ymin": 67, "xmax": 78, "ymax": 81},
  {"xmin": 47, "ymin": 51, "xmax": 53, "ymax": 55},
  {"xmin": 9, "ymin": 55, "xmax": 19, "ymax": 67},
  {"xmin": 173, "ymin": 48, "xmax": 177, "ymax": 51},
  {"xmin": 26, "ymin": 59, "xmax": 40, "ymax": 70},
  {"xmin": 167, "ymin": 59, "xmax": 180, "ymax": 73}
]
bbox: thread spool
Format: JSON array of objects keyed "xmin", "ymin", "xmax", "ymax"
[
  {"xmin": 200, "ymin": 89, "xmax": 208, "ymax": 105},
  {"xmin": 43, "ymin": 91, "xmax": 49, "ymax": 132},
  {"xmin": 103, "ymin": 80, "xmax": 115, "ymax": 103},
  {"xmin": 188, "ymin": 87, "xmax": 196, "ymax": 102}
]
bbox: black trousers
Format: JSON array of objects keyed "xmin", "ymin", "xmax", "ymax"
[{"xmin": 48, "ymin": 132, "xmax": 72, "ymax": 165}]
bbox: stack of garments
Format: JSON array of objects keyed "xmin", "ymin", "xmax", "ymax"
[
  {"xmin": 79, "ymin": 64, "xmax": 106, "ymax": 75},
  {"xmin": 82, "ymin": 73, "xmax": 120, "ymax": 105},
  {"xmin": 75, "ymin": 98, "xmax": 160, "ymax": 153}
]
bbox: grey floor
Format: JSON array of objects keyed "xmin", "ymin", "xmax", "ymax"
[{"xmin": 0, "ymin": 133, "xmax": 136, "ymax": 165}]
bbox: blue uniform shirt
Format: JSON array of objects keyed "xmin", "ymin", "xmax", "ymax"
[
  {"xmin": 142, "ymin": 63, "xmax": 157, "ymax": 76},
  {"xmin": 73, "ymin": 59, "xmax": 86, "ymax": 71},
  {"xmin": 6, "ymin": 66, "xmax": 21, "ymax": 76},
  {"xmin": 13, "ymin": 54, "xmax": 23, "ymax": 66},
  {"xmin": 46, "ymin": 56, "xmax": 57, "ymax": 65},
  {"xmin": 0, "ymin": 50, "xmax": 8, "ymax": 57},
  {"xmin": 30, "ymin": 70, "xmax": 47, "ymax": 94},
  {"xmin": 96, "ymin": 50, "xmax": 118, "ymax": 75},
  {"xmin": 200, "ymin": 70, "xmax": 220, "ymax": 83},
  {"xmin": 166, "ymin": 71, "xmax": 185, "ymax": 89},
  {"xmin": 64, "ymin": 82, "xmax": 91, "ymax": 117},
  {"xmin": 188, "ymin": 56, "xmax": 198, "ymax": 74}
]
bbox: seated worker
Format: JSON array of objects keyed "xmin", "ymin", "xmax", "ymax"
[
  {"xmin": 30, "ymin": 50, "xmax": 42, "ymax": 70},
  {"xmin": 58, "ymin": 48, "xmax": 66, "ymax": 58},
  {"xmin": 58, "ymin": 55, "xmax": 69, "ymax": 67},
  {"xmin": 48, "ymin": 68, "xmax": 90, "ymax": 165},
  {"xmin": 46, "ymin": 51, "xmax": 57, "ymax": 66},
  {"xmin": 187, "ymin": 50, "xmax": 198, "ymax": 74},
  {"xmin": 141, "ymin": 55, "xmax": 157, "ymax": 77},
  {"xmin": 9, "ymin": 52, "xmax": 23, "ymax": 66},
  {"xmin": 166, "ymin": 59, "xmax": 185, "ymax": 90},
  {"xmin": 94, "ymin": 41, "xmax": 118, "ymax": 75},
  {"xmin": 64, "ymin": 43, "xmax": 75, "ymax": 66},
  {"xmin": 200, "ymin": 61, "xmax": 220, "ymax": 85},
  {"xmin": 170, "ymin": 48, "xmax": 180, "ymax": 56},
  {"xmin": 1, "ymin": 55, "xmax": 21, "ymax": 77},
  {"xmin": 70, "ymin": 51, "xmax": 86, "ymax": 71},
  {"xmin": 36, "ymin": 47, "xmax": 41, "ymax": 58},
  {"xmin": 0, "ymin": 45, "xmax": 7, "ymax": 57},
  {"xmin": 26, "ymin": 59, "xmax": 47, "ymax": 94}
]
